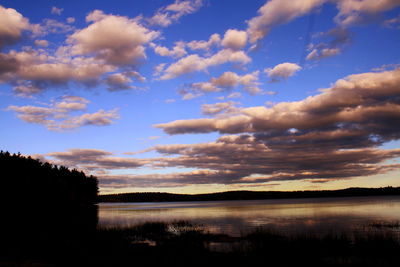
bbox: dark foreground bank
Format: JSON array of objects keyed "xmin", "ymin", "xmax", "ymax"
[{"xmin": 2, "ymin": 220, "xmax": 400, "ymax": 267}]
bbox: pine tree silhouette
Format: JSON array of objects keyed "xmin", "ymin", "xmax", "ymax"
[{"xmin": 0, "ymin": 151, "xmax": 99, "ymax": 261}]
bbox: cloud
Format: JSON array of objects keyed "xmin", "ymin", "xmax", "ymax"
[
  {"xmin": 0, "ymin": 9, "xmax": 154, "ymax": 96},
  {"xmin": 51, "ymin": 7, "xmax": 63, "ymax": 15},
  {"xmin": 335, "ymin": 0, "xmax": 400, "ymax": 26},
  {"xmin": 228, "ymin": 92, "xmax": 242, "ymax": 99},
  {"xmin": 39, "ymin": 134, "xmax": 400, "ymax": 189},
  {"xmin": 67, "ymin": 17, "xmax": 76, "ymax": 24},
  {"xmin": 372, "ymin": 63, "xmax": 400, "ymax": 72},
  {"xmin": 165, "ymin": 98, "xmax": 176, "ymax": 103},
  {"xmin": 187, "ymin": 33, "xmax": 221, "ymax": 51},
  {"xmin": 306, "ymin": 27, "xmax": 352, "ymax": 61},
  {"xmin": 306, "ymin": 48, "xmax": 341, "ymax": 60},
  {"xmin": 160, "ymin": 49, "xmax": 251, "ymax": 79},
  {"xmin": 46, "ymin": 149, "xmax": 147, "ymax": 172},
  {"xmin": 210, "ymin": 71, "xmax": 242, "ymax": 88},
  {"xmin": 34, "ymin": 39, "xmax": 48, "ymax": 47},
  {"xmin": 40, "ymin": 69, "xmax": 400, "ymax": 188},
  {"xmin": 265, "ymin": 62, "xmax": 301, "ymax": 80},
  {"xmin": 7, "ymin": 96, "xmax": 119, "ymax": 131},
  {"xmin": 156, "ymin": 68, "xmax": 400, "ymax": 138},
  {"xmin": 0, "ymin": 53, "xmax": 19, "ymax": 77},
  {"xmin": 67, "ymin": 109, "xmax": 119, "ymax": 127},
  {"xmin": 160, "ymin": 54, "xmax": 204, "ymax": 79},
  {"xmin": 140, "ymin": 135, "xmax": 400, "ymax": 186},
  {"xmin": 54, "ymin": 96, "xmax": 89, "ymax": 110},
  {"xmin": 148, "ymin": 0, "xmax": 203, "ymax": 27},
  {"xmin": 40, "ymin": 19, "xmax": 75, "ymax": 35},
  {"xmin": 247, "ymin": 0, "xmax": 325, "ymax": 43},
  {"xmin": 180, "ymin": 71, "xmax": 262, "ymax": 99},
  {"xmin": 106, "ymin": 75, "xmax": 132, "ymax": 90},
  {"xmin": 384, "ymin": 14, "xmax": 400, "ymax": 28},
  {"xmin": 180, "ymin": 91, "xmax": 202, "ymax": 100},
  {"xmin": 148, "ymin": 12, "xmax": 172, "ymax": 27},
  {"xmin": 0, "ymin": 5, "xmax": 38, "ymax": 49},
  {"xmin": 98, "ymin": 169, "xmax": 243, "ymax": 188},
  {"xmin": 151, "ymin": 41, "xmax": 187, "ymax": 58},
  {"xmin": 246, "ymin": 0, "xmax": 400, "ymax": 44},
  {"xmin": 68, "ymin": 10, "xmax": 159, "ymax": 67},
  {"xmin": 1, "ymin": 48, "xmax": 116, "ymax": 96},
  {"xmin": 152, "ymin": 68, "xmax": 400, "ymax": 184},
  {"xmin": 221, "ymin": 29, "xmax": 247, "ymax": 50},
  {"xmin": 106, "ymin": 71, "xmax": 145, "ymax": 91},
  {"xmin": 201, "ymin": 101, "xmax": 240, "ymax": 116},
  {"xmin": 153, "ymin": 63, "xmax": 166, "ymax": 77}
]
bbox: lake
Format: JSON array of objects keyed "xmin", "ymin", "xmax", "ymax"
[{"xmin": 98, "ymin": 195, "xmax": 400, "ymax": 236}]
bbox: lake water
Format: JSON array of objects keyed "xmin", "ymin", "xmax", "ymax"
[{"xmin": 98, "ymin": 196, "xmax": 400, "ymax": 236}]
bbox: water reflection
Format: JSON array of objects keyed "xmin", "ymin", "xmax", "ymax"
[{"xmin": 99, "ymin": 196, "xmax": 400, "ymax": 236}]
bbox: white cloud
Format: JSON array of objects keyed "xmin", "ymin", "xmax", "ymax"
[
  {"xmin": 106, "ymin": 73, "xmax": 134, "ymax": 91},
  {"xmin": 165, "ymin": 98, "xmax": 176, "ymax": 103},
  {"xmin": 148, "ymin": 0, "xmax": 204, "ymax": 27},
  {"xmin": 7, "ymin": 96, "xmax": 119, "ymax": 131},
  {"xmin": 160, "ymin": 49, "xmax": 251, "ymax": 80},
  {"xmin": 46, "ymin": 149, "xmax": 147, "ymax": 171},
  {"xmin": 228, "ymin": 92, "xmax": 242, "ymax": 99},
  {"xmin": 265, "ymin": 62, "xmax": 301, "ymax": 80},
  {"xmin": 307, "ymin": 47, "xmax": 340, "ymax": 60},
  {"xmin": 247, "ymin": 0, "xmax": 325, "ymax": 43},
  {"xmin": 2, "ymin": 48, "xmax": 116, "ymax": 96},
  {"xmin": 246, "ymin": 0, "xmax": 400, "ymax": 44},
  {"xmin": 182, "ymin": 71, "xmax": 262, "ymax": 98},
  {"xmin": 187, "ymin": 33, "xmax": 221, "ymax": 51},
  {"xmin": 0, "ymin": 8, "xmax": 159, "ymax": 97},
  {"xmin": 68, "ymin": 10, "xmax": 159, "ymax": 66},
  {"xmin": 152, "ymin": 41, "xmax": 187, "ymax": 58},
  {"xmin": 153, "ymin": 63, "xmax": 166, "ymax": 76},
  {"xmin": 181, "ymin": 92, "xmax": 202, "ymax": 100},
  {"xmin": 51, "ymin": 7, "xmax": 63, "ymax": 15},
  {"xmin": 34, "ymin": 39, "xmax": 48, "ymax": 47},
  {"xmin": 201, "ymin": 101, "xmax": 240, "ymax": 115},
  {"xmin": 67, "ymin": 17, "xmax": 76, "ymax": 24},
  {"xmin": 40, "ymin": 19, "xmax": 75, "ymax": 35},
  {"xmin": 0, "ymin": 5, "xmax": 38, "ymax": 48},
  {"xmin": 106, "ymin": 71, "xmax": 145, "ymax": 91},
  {"xmin": 384, "ymin": 14, "xmax": 400, "ymax": 28},
  {"xmin": 221, "ymin": 29, "xmax": 248, "ymax": 50},
  {"xmin": 306, "ymin": 27, "xmax": 351, "ymax": 61},
  {"xmin": 335, "ymin": 0, "xmax": 400, "ymax": 26},
  {"xmin": 156, "ymin": 68, "xmax": 400, "ymax": 137},
  {"xmin": 148, "ymin": 12, "xmax": 172, "ymax": 27}
]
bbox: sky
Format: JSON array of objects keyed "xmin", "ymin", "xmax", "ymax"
[{"xmin": 1, "ymin": 0, "xmax": 400, "ymax": 194}]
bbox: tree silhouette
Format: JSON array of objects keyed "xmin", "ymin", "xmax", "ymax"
[{"xmin": 0, "ymin": 151, "xmax": 99, "ymax": 262}]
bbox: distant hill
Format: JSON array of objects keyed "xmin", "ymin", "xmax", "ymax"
[{"xmin": 99, "ymin": 187, "xmax": 400, "ymax": 203}]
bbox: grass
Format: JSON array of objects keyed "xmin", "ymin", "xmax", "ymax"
[
  {"xmin": 2, "ymin": 220, "xmax": 400, "ymax": 266},
  {"xmin": 92, "ymin": 221, "xmax": 400, "ymax": 266}
]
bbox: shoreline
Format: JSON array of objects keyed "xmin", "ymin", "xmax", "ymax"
[{"xmin": 99, "ymin": 187, "xmax": 400, "ymax": 203}]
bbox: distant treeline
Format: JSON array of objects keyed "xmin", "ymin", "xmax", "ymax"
[{"xmin": 100, "ymin": 187, "xmax": 400, "ymax": 203}]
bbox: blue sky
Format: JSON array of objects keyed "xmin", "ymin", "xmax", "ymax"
[{"xmin": 1, "ymin": 0, "xmax": 400, "ymax": 194}]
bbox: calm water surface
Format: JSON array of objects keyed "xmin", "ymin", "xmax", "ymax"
[{"xmin": 98, "ymin": 196, "xmax": 400, "ymax": 236}]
